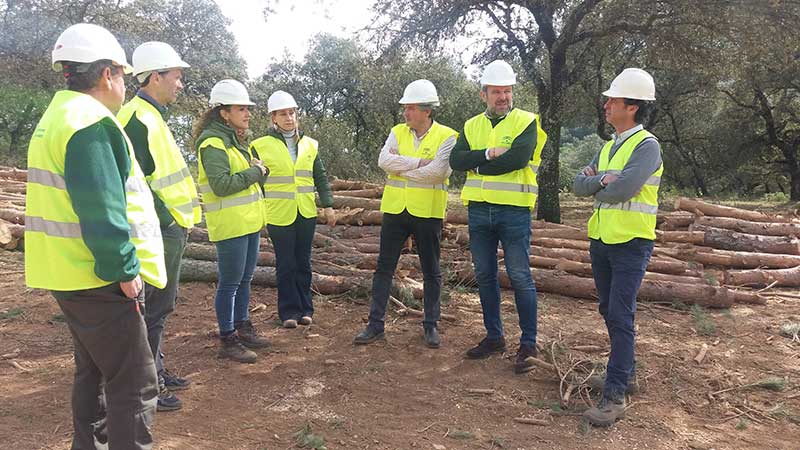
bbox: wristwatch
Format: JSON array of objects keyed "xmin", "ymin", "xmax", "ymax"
[{"xmin": 599, "ymin": 174, "xmax": 607, "ymax": 188}]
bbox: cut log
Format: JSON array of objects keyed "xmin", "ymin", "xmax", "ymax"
[
  {"xmin": 0, "ymin": 208, "xmax": 25, "ymax": 225},
  {"xmin": 328, "ymin": 188, "xmax": 383, "ymax": 198},
  {"xmin": 530, "ymin": 237, "xmax": 590, "ymax": 251},
  {"xmin": 695, "ymin": 225, "xmax": 800, "ymax": 255},
  {"xmin": 695, "ymin": 216, "xmax": 800, "ymax": 237},
  {"xmin": 330, "ymin": 195, "xmax": 381, "ymax": 210},
  {"xmin": 445, "ymin": 209, "xmax": 468, "ymax": 225},
  {"xmin": 657, "ymin": 211, "xmax": 696, "ymax": 231},
  {"xmin": 675, "ymin": 197, "xmax": 797, "ymax": 223},
  {"xmin": 0, "ymin": 168, "xmax": 27, "ymax": 181},
  {"xmin": 724, "ymin": 265, "xmax": 800, "ymax": 288},
  {"xmin": 329, "ymin": 177, "xmax": 382, "ymax": 191},
  {"xmin": 656, "ymin": 230, "xmax": 705, "ymax": 245},
  {"xmin": 532, "ymin": 228, "xmax": 588, "ymax": 240},
  {"xmin": 655, "ymin": 246, "xmax": 800, "ymax": 269},
  {"xmin": 531, "ymin": 255, "xmax": 711, "ymax": 285}
]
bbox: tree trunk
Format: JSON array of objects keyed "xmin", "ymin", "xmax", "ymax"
[
  {"xmin": 535, "ymin": 113, "xmax": 562, "ymax": 223},
  {"xmin": 695, "ymin": 215, "xmax": 800, "ymax": 237}
]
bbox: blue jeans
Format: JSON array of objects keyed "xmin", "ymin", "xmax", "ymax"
[
  {"xmin": 214, "ymin": 231, "xmax": 260, "ymax": 334},
  {"xmin": 268, "ymin": 215, "xmax": 316, "ymax": 321},
  {"xmin": 590, "ymin": 238, "xmax": 654, "ymax": 398},
  {"xmin": 468, "ymin": 202, "xmax": 538, "ymax": 346}
]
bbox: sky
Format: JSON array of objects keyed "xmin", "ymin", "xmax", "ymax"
[{"xmin": 214, "ymin": 0, "xmax": 376, "ymax": 80}]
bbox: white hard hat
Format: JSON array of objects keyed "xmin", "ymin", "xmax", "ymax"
[
  {"xmin": 603, "ymin": 68, "xmax": 656, "ymax": 101},
  {"xmin": 480, "ymin": 60, "xmax": 516, "ymax": 86},
  {"xmin": 132, "ymin": 41, "xmax": 190, "ymax": 82},
  {"xmin": 52, "ymin": 23, "xmax": 132, "ymax": 74},
  {"xmin": 399, "ymin": 79, "xmax": 440, "ymax": 106},
  {"xmin": 267, "ymin": 90, "xmax": 298, "ymax": 113},
  {"xmin": 209, "ymin": 79, "xmax": 255, "ymax": 106}
]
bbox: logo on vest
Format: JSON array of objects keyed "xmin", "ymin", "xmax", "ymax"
[{"xmin": 500, "ymin": 136, "xmax": 513, "ymax": 146}]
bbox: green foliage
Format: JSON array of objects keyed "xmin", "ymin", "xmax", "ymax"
[
  {"xmin": 558, "ymin": 129, "xmax": 604, "ymax": 191},
  {"xmin": 294, "ymin": 424, "xmax": 327, "ymax": 450},
  {"xmin": 690, "ymin": 304, "xmax": 716, "ymax": 336},
  {"xmin": 0, "ymin": 308, "xmax": 24, "ymax": 320}
]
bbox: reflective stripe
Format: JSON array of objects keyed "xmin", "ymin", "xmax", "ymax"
[
  {"xmin": 150, "ymin": 167, "xmax": 191, "ymax": 191},
  {"xmin": 264, "ymin": 191, "xmax": 296, "ymax": 199},
  {"xmin": 264, "ymin": 175, "xmax": 295, "ymax": 184},
  {"xmin": 129, "ymin": 223, "xmax": 161, "ymax": 240},
  {"xmin": 594, "ymin": 200, "xmax": 658, "ymax": 215},
  {"xmin": 203, "ymin": 192, "xmax": 261, "ymax": 212},
  {"xmin": 173, "ymin": 198, "xmax": 200, "ymax": 214},
  {"xmin": 125, "ymin": 176, "xmax": 148, "ymax": 193},
  {"xmin": 295, "ymin": 170, "xmax": 313, "ymax": 177},
  {"xmin": 529, "ymin": 164, "xmax": 539, "ymax": 174},
  {"xmin": 198, "ymin": 184, "xmax": 212, "ymax": 194},
  {"xmin": 27, "ymin": 168, "xmax": 66, "ymax": 190},
  {"xmin": 25, "ymin": 216, "xmax": 82, "ymax": 238},
  {"xmin": 296, "ymin": 186, "xmax": 316, "ymax": 193},
  {"xmin": 386, "ymin": 179, "xmax": 446, "ymax": 191},
  {"xmin": 645, "ymin": 175, "xmax": 661, "ymax": 186},
  {"xmin": 465, "ymin": 179, "xmax": 538, "ymax": 194}
]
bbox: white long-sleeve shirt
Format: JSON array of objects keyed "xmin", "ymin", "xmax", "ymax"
[{"xmin": 377, "ymin": 124, "xmax": 455, "ymax": 184}]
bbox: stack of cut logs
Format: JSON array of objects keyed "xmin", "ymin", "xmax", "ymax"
[{"xmin": 4, "ymin": 165, "xmax": 792, "ymax": 308}]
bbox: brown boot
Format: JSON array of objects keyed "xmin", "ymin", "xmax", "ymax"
[
  {"xmin": 583, "ymin": 395, "xmax": 626, "ymax": 427},
  {"xmin": 513, "ymin": 344, "xmax": 538, "ymax": 374},
  {"xmin": 587, "ymin": 374, "xmax": 640, "ymax": 395},
  {"xmin": 218, "ymin": 333, "xmax": 257, "ymax": 363},
  {"xmin": 235, "ymin": 320, "xmax": 270, "ymax": 349}
]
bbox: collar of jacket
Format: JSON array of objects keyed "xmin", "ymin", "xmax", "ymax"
[
  {"xmin": 196, "ymin": 119, "xmax": 246, "ymax": 152},
  {"xmin": 136, "ymin": 89, "xmax": 169, "ymax": 120},
  {"xmin": 265, "ymin": 126, "xmax": 305, "ymax": 145}
]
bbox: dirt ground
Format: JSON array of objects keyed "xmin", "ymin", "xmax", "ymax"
[{"xmin": 1, "ymin": 201, "xmax": 799, "ymax": 450}]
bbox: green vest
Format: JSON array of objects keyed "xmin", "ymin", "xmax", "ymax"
[
  {"xmin": 117, "ymin": 96, "xmax": 201, "ymax": 228},
  {"xmin": 250, "ymin": 134, "xmax": 318, "ymax": 226},
  {"xmin": 460, "ymin": 108, "xmax": 547, "ymax": 208},
  {"xmin": 587, "ymin": 130, "xmax": 662, "ymax": 244},
  {"xmin": 25, "ymin": 90, "xmax": 167, "ymax": 290},
  {"xmin": 197, "ymin": 137, "xmax": 265, "ymax": 241},
  {"xmin": 380, "ymin": 121, "xmax": 457, "ymax": 219}
]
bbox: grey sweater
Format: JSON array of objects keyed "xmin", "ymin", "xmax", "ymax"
[{"xmin": 572, "ymin": 127, "xmax": 662, "ymax": 204}]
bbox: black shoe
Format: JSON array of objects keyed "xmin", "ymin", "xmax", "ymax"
[
  {"xmin": 513, "ymin": 344, "xmax": 538, "ymax": 374},
  {"xmin": 235, "ymin": 320, "xmax": 270, "ymax": 349},
  {"xmin": 218, "ymin": 333, "xmax": 257, "ymax": 363},
  {"xmin": 353, "ymin": 327, "xmax": 385, "ymax": 345},
  {"xmin": 423, "ymin": 327, "xmax": 440, "ymax": 349},
  {"xmin": 156, "ymin": 384, "xmax": 183, "ymax": 412},
  {"xmin": 465, "ymin": 337, "xmax": 507, "ymax": 359},
  {"xmin": 161, "ymin": 368, "xmax": 191, "ymax": 391}
]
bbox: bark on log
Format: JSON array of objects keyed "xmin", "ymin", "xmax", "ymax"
[
  {"xmin": 533, "ymin": 228, "xmax": 588, "ymax": 240},
  {"xmin": 445, "ymin": 209, "xmax": 468, "ymax": 225},
  {"xmin": 0, "ymin": 168, "xmax": 27, "ymax": 181},
  {"xmin": 657, "ymin": 211, "xmax": 696, "ymax": 231},
  {"xmin": 675, "ymin": 197, "xmax": 797, "ymax": 223},
  {"xmin": 695, "ymin": 225, "xmax": 800, "ymax": 255},
  {"xmin": 0, "ymin": 208, "xmax": 25, "ymax": 225},
  {"xmin": 655, "ymin": 246, "xmax": 800, "ymax": 269},
  {"xmin": 724, "ymin": 265, "xmax": 800, "ymax": 288},
  {"xmin": 330, "ymin": 195, "xmax": 382, "ymax": 210},
  {"xmin": 695, "ymin": 216, "xmax": 800, "ymax": 237},
  {"xmin": 530, "ymin": 237, "xmax": 590, "ymax": 251},
  {"xmin": 329, "ymin": 177, "xmax": 382, "ymax": 191},
  {"xmin": 530, "ymin": 256, "xmax": 711, "ymax": 285},
  {"xmin": 656, "ymin": 231, "xmax": 706, "ymax": 245},
  {"xmin": 329, "ymin": 188, "xmax": 383, "ymax": 198},
  {"xmin": 0, "ymin": 183, "xmax": 26, "ymax": 194}
]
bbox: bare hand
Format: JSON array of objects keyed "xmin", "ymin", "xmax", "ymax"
[
  {"xmin": 582, "ymin": 165, "xmax": 598, "ymax": 176},
  {"xmin": 120, "ymin": 275, "xmax": 143, "ymax": 299},
  {"xmin": 251, "ymin": 158, "xmax": 267, "ymax": 176},
  {"xmin": 489, "ymin": 147, "xmax": 509, "ymax": 160},
  {"xmin": 417, "ymin": 158, "xmax": 433, "ymax": 168},
  {"xmin": 320, "ymin": 207, "xmax": 337, "ymax": 227},
  {"xmin": 603, "ymin": 174, "xmax": 619, "ymax": 186},
  {"xmin": 389, "ymin": 147, "xmax": 399, "ymax": 155}
]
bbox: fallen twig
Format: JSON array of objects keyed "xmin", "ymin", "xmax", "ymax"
[{"xmin": 513, "ymin": 417, "xmax": 548, "ymax": 426}]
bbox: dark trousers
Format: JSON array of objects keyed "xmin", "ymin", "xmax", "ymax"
[
  {"xmin": 268, "ymin": 215, "xmax": 316, "ymax": 321},
  {"xmin": 143, "ymin": 223, "xmax": 187, "ymax": 375},
  {"xmin": 589, "ymin": 238, "xmax": 654, "ymax": 398},
  {"xmin": 53, "ymin": 284, "xmax": 157, "ymax": 450},
  {"xmin": 368, "ymin": 210, "xmax": 442, "ymax": 331}
]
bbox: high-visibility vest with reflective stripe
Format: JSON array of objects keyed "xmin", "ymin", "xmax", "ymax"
[
  {"xmin": 250, "ymin": 134, "xmax": 318, "ymax": 226},
  {"xmin": 460, "ymin": 109, "xmax": 547, "ymax": 208},
  {"xmin": 197, "ymin": 137, "xmax": 265, "ymax": 241},
  {"xmin": 117, "ymin": 96, "xmax": 201, "ymax": 228},
  {"xmin": 25, "ymin": 90, "xmax": 167, "ymax": 290},
  {"xmin": 587, "ymin": 130, "xmax": 662, "ymax": 244},
  {"xmin": 380, "ymin": 122, "xmax": 457, "ymax": 219}
]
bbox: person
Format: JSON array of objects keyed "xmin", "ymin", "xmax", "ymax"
[
  {"xmin": 117, "ymin": 41, "xmax": 199, "ymax": 412},
  {"xmin": 250, "ymin": 90, "xmax": 336, "ymax": 329},
  {"xmin": 25, "ymin": 23, "xmax": 166, "ymax": 449},
  {"xmin": 193, "ymin": 79, "xmax": 269, "ymax": 363},
  {"xmin": 572, "ymin": 68, "xmax": 662, "ymax": 427},
  {"xmin": 449, "ymin": 60, "xmax": 547, "ymax": 373},
  {"xmin": 353, "ymin": 79, "xmax": 457, "ymax": 348}
]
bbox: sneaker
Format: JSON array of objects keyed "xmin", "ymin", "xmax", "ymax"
[
  {"xmin": 299, "ymin": 316, "xmax": 313, "ymax": 325},
  {"xmin": 583, "ymin": 394, "xmax": 626, "ymax": 427},
  {"xmin": 513, "ymin": 344, "xmax": 538, "ymax": 374},
  {"xmin": 282, "ymin": 319, "xmax": 298, "ymax": 329},
  {"xmin": 587, "ymin": 374, "xmax": 640, "ymax": 395},
  {"xmin": 160, "ymin": 368, "xmax": 191, "ymax": 391},
  {"xmin": 423, "ymin": 327, "xmax": 440, "ymax": 349},
  {"xmin": 465, "ymin": 337, "xmax": 507, "ymax": 359},
  {"xmin": 353, "ymin": 327, "xmax": 385, "ymax": 345},
  {"xmin": 235, "ymin": 320, "xmax": 270, "ymax": 349},
  {"xmin": 218, "ymin": 333, "xmax": 257, "ymax": 364},
  {"xmin": 156, "ymin": 384, "xmax": 183, "ymax": 412}
]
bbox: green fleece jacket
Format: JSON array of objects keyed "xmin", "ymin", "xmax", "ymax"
[{"xmin": 196, "ymin": 119, "xmax": 266, "ymax": 197}]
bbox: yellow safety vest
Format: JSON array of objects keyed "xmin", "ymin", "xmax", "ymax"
[
  {"xmin": 460, "ymin": 108, "xmax": 547, "ymax": 208},
  {"xmin": 587, "ymin": 130, "xmax": 662, "ymax": 244},
  {"xmin": 25, "ymin": 90, "xmax": 166, "ymax": 290},
  {"xmin": 197, "ymin": 137, "xmax": 265, "ymax": 241},
  {"xmin": 250, "ymin": 134, "xmax": 318, "ymax": 226},
  {"xmin": 117, "ymin": 96, "xmax": 201, "ymax": 228},
  {"xmin": 380, "ymin": 121, "xmax": 457, "ymax": 219}
]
